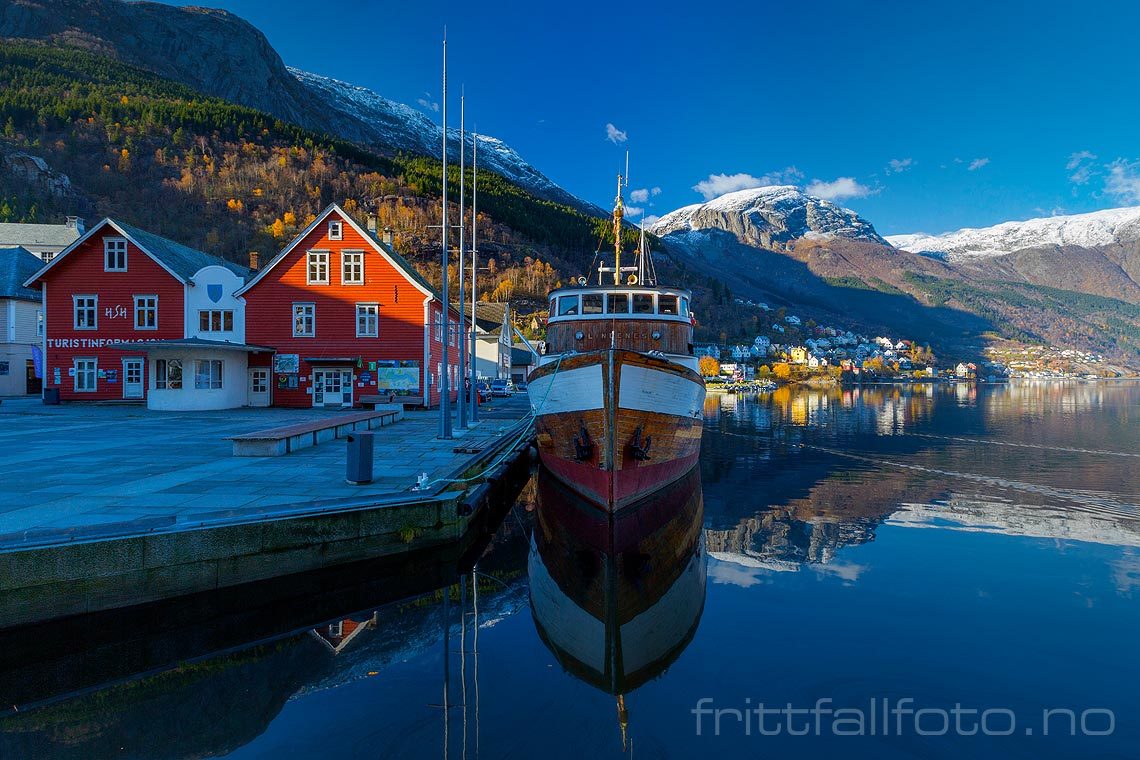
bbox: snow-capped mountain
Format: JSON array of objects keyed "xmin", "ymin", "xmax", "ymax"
[
  {"xmin": 887, "ymin": 206, "xmax": 1140, "ymax": 261},
  {"xmin": 291, "ymin": 69, "xmax": 600, "ymax": 214},
  {"xmin": 649, "ymin": 186, "xmax": 886, "ymax": 250}
]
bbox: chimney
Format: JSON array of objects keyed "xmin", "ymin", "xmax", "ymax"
[
  {"xmin": 66, "ymin": 216, "xmax": 85, "ymax": 234},
  {"xmin": 382, "ymin": 226, "xmax": 395, "ymax": 249},
  {"xmin": 367, "ymin": 212, "xmax": 378, "ymax": 234},
  {"xmin": 248, "ymin": 251, "xmax": 260, "ymax": 271}
]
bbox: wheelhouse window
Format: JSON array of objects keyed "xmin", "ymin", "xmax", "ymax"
[
  {"xmin": 293, "ymin": 303, "xmax": 315, "ymax": 336},
  {"xmin": 582, "ymin": 293, "xmax": 603, "ymax": 314},
  {"xmin": 658, "ymin": 295, "xmax": 678, "ymax": 315},
  {"xmin": 74, "ymin": 358, "xmax": 97, "ymax": 392},
  {"xmin": 104, "ymin": 238, "xmax": 127, "ymax": 271},
  {"xmin": 328, "ymin": 220, "xmax": 343, "ymax": 240},
  {"xmin": 342, "ymin": 251, "xmax": 364, "ymax": 284},
  {"xmin": 680, "ymin": 297, "xmax": 690, "ymax": 317},
  {"xmin": 194, "ymin": 359, "xmax": 223, "ymax": 390},
  {"xmin": 307, "ymin": 251, "xmax": 329, "ymax": 285},
  {"xmin": 199, "ymin": 309, "xmax": 234, "ymax": 333},
  {"xmin": 155, "ymin": 359, "xmax": 183, "ymax": 390},
  {"xmin": 134, "ymin": 295, "xmax": 158, "ymax": 330},
  {"xmin": 633, "ymin": 294, "xmax": 654, "ymax": 314},
  {"xmin": 557, "ymin": 295, "xmax": 580, "ymax": 316},
  {"xmin": 356, "ymin": 303, "xmax": 379, "ymax": 337},
  {"xmin": 606, "ymin": 293, "xmax": 629, "ymax": 314},
  {"xmin": 74, "ymin": 295, "xmax": 97, "ymax": 330}
]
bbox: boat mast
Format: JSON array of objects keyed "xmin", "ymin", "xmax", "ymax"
[{"xmin": 612, "ymin": 172, "xmax": 624, "ymax": 286}]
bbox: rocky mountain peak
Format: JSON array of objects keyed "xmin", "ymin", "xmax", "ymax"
[{"xmin": 650, "ymin": 185, "xmax": 886, "ymax": 250}]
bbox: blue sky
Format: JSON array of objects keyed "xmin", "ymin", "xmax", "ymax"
[{"xmin": 184, "ymin": 0, "xmax": 1140, "ymax": 235}]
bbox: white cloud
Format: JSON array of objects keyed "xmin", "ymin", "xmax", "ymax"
[
  {"xmin": 968, "ymin": 157, "xmax": 990, "ymax": 171},
  {"xmin": 641, "ymin": 214, "xmax": 661, "ymax": 227},
  {"xmin": 1105, "ymin": 159, "xmax": 1140, "ymax": 203},
  {"xmin": 624, "ymin": 205, "xmax": 644, "ymax": 217},
  {"xmin": 886, "ymin": 157, "xmax": 914, "ymax": 174},
  {"xmin": 804, "ymin": 176, "xmax": 873, "ymax": 201},
  {"xmin": 1067, "ymin": 150, "xmax": 1097, "ymax": 170},
  {"xmin": 605, "ymin": 123, "xmax": 627, "ymax": 144},
  {"xmin": 629, "ymin": 188, "xmax": 649, "ymax": 203},
  {"xmin": 416, "ymin": 92, "xmax": 439, "ymax": 113},
  {"xmin": 651, "ymin": 186, "xmax": 662, "ymax": 196},
  {"xmin": 691, "ymin": 167, "xmax": 803, "ymax": 200},
  {"xmin": 1067, "ymin": 150, "xmax": 1098, "ymax": 185}
]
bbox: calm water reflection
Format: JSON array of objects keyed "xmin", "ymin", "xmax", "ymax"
[{"xmin": 2, "ymin": 381, "xmax": 1138, "ymax": 758}]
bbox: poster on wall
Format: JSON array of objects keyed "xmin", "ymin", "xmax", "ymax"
[
  {"xmin": 273, "ymin": 354, "xmax": 300, "ymax": 374},
  {"xmin": 374, "ymin": 360, "xmax": 420, "ymax": 392}
]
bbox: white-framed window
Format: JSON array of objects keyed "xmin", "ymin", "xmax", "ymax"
[
  {"xmin": 199, "ymin": 310, "xmax": 234, "ymax": 333},
  {"xmin": 74, "ymin": 358, "xmax": 97, "ymax": 392},
  {"xmin": 36, "ymin": 310, "xmax": 43, "ymax": 337},
  {"xmin": 341, "ymin": 250, "xmax": 364, "ymax": 284},
  {"xmin": 307, "ymin": 251, "xmax": 329, "ymax": 285},
  {"xmin": 134, "ymin": 295, "xmax": 158, "ymax": 330},
  {"xmin": 155, "ymin": 358, "xmax": 182, "ymax": 390},
  {"xmin": 194, "ymin": 359, "xmax": 223, "ymax": 390},
  {"xmin": 356, "ymin": 303, "xmax": 379, "ymax": 337},
  {"xmin": 328, "ymin": 220, "xmax": 343, "ymax": 240},
  {"xmin": 293, "ymin": 302, "xmax": 315, "ymax": 337},
  {"xmin": 74, "ymin": 295, "xmax": 97, "ymax": 330},
  {"xmin": 433, "ymin": 312, "xmax": 443, "ymax": 344},
  {"xmin": 41, "ymin": 251, "xmax": 55, "ymax": 263},
  {"xmin": 104, "ymin": 237, "xmax": 128, "ymax": 271}
]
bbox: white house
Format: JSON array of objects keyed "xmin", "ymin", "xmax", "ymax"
[
  {"xmin": 0, "ymin": 247, "xmax": 44, "ymax": 396},
  {"xmin": 140, "ymin": 262, "xmax": 268, "ymax": 412},
  {"xmin": 785, "ymin": 315, "xmax": 801, "ymax": 325},
  {"xmin": 0, "ymin": 217, "xmax": 83, "ymax": 261}
]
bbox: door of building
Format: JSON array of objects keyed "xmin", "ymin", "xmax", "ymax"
[
  {"xmin": 25, "ymin": 360, "xmax": 41, "ymax": 395},
  {"xmin": 313, "ymin": 368, "xmax": 353, "ymax": 408},
  {"xmin": 122, "ymin": 359, "xmax": 144, "ymax": 399},
  {"xmin": 248, "ymin": 368, "xmax": 270, "ymax": 407}
]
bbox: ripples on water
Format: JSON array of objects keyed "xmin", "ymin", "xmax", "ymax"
[{"xmin": 2, "ymin": 381, "xmax": 1138, "ymax": 758}]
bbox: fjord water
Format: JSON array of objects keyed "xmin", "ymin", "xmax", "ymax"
[{"xmin": 4, "ymin": 382, "xmax": 1138, "ymax": 758}]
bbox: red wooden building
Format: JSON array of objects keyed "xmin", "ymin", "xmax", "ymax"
[
  {"xmin": 238, "ymin": 203, "xmax": 462, "ymax": 408},
  {"xmin": 24, "ymin": 218, "xmax": 250, "ymax": 403}
]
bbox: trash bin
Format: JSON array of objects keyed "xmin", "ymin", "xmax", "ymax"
[
  {"xmin": 43, "ymin": 388, "xmax": 61, "ymax": 405},
  {"xmin": 345, "ymin": 431, "xmax": 375, "ymax": 484}
]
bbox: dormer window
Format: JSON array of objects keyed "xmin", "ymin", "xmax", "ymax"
[
  {"xmin": 328, "ymin": 220, "xmax": 343, "ymax": 240},
  {"xmin": 104, "ymin": 238, "xmax": 128, "ymax": 271}
]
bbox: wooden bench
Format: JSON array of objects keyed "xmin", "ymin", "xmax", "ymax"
[
  {"xmin": 227, "ymin": 407, "xmax": 404, "ymax": 457},
  {"xmin": 360, "ymin": 394, "xmax": 425, "ymax": 410}
]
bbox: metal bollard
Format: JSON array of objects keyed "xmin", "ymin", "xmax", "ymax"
[{"xmin": 345, "ymin": 431, "xmax": 375, "ymax": 484}]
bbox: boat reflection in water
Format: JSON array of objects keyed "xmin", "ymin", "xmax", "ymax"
[{"xmin": 528, "ymin": 466, "xmax": 706, "ymax": 749}]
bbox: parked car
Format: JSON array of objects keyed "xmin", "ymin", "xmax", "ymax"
[
  {"xmin": 490, "ymin": 379, "xmax": 511, "ymax": 397},
  {"xmin": 515, "ymin": 380, "xmax": 528, "ymax": 392}
]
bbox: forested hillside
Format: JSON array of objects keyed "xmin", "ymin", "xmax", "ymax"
[{"xmin": 0, "ymin": 42, "xmax": 646, "ymax": 308}]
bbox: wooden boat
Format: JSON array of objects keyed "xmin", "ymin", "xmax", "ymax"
[{"xmin": 527, "ymin": 176, "xmax": 705, "ymax": 511}]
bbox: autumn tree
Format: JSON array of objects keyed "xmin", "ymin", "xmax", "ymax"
[{"xmin": 698, "ymin": 356, "xmax": 720, "ymax": 377}]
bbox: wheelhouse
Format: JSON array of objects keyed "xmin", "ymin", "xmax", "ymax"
[{"xmin": 543, "ymin": 285, "xmax": 695, "ymax": 357}]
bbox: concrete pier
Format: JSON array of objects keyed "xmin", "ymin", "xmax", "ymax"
[{"xmin": 0, "ymin": 396, "xmax": 534, "ymax": 627}]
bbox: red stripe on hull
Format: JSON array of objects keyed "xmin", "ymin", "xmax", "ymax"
[{"xmin": 538, "ymin": 448, "xmax": 701, "ymax": 513}]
